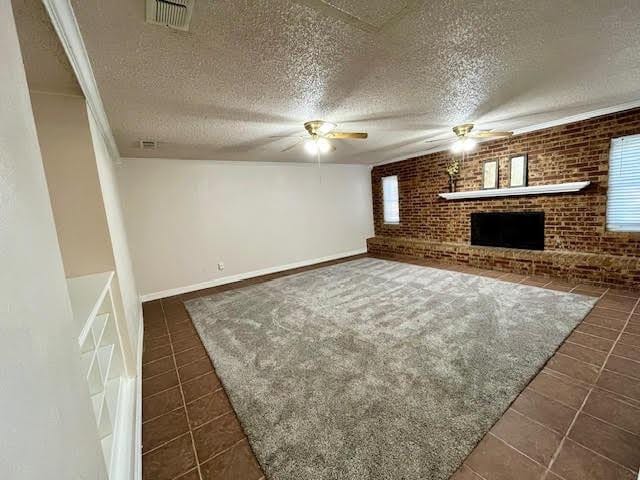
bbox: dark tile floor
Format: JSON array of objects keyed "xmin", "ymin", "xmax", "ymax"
[{"xmin": 142, "ymin": 255, "xmax": 640, "ymax": 480}]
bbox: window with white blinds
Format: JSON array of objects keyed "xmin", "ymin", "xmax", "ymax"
[
  {"xmin": 607, "ymin": 134, "xmax": 640, "ymax": 232},
  {"xmin": 382, "ymin": 175, "xmax": 400, "ymax": 224}
]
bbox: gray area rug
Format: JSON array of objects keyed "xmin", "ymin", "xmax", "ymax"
[{"xmin": 185, "ymin": 258, "xmax": 596, "ymax": 480}]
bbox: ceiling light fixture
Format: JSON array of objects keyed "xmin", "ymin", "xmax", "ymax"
[
  {"xmin": 304, "ymin": 137, "xmax": 332, "ymax": 155},
  {"xmin": 304, "ymin": 139, "xmax": 318, "ymax": 155},
  {"xmin": 451, "ymin": 137, "xmax": 477, "ymax": 153}
]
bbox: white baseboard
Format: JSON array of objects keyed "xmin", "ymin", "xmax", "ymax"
[{"xmin": 140, "ymin": 249, "xmax": 368, "ymax": 302}]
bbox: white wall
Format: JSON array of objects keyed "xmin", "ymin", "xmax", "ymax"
[
  {"xmin": 0, "ymin": 3, "xmax": 106, "ymax": 477},
  {"xmin": 118, "ymin": 158, "xmax": 374, "ymax": 298},
  {"xmin": 30, "ymin": 91, "xmax": 115, "ymax": 278}
]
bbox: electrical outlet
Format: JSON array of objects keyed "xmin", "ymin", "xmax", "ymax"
[{"xmin": 218, "ymin": 262, "xmax": 224, "ymax": 271}]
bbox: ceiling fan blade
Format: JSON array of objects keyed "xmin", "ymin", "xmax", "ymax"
[
  {"xmin": 469, "ymin": 130, "xmax": 513, "ymax": 139},
  {"xmin": 423, "ymin": 139, "xmax": 453, "ymax": 150},
  {"xmin": 324, "ymin": 131, "xmax": 368, "ymax": 139},
  {"xmin": 424, "ymin": 136, "xmax": 453, "ymax": 144},
  {"xmin": 281, "ymin": 139, "xmax": 303, "ymax": 152}
]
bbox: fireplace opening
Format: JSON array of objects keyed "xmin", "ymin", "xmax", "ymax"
[{"xmin": 471, "ymin": 212, "xmax": 545, "ymax": 250}]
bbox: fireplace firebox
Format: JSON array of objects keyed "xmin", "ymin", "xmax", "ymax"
[{"xmin": 471, "ymin": 212, "xmax": 544, "ymax": 250}]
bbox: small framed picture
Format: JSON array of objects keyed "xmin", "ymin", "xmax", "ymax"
[
  {"xmin": 482, "ymin": 159, "xmax": 499, "ymax": 189},
  {"xmin": 509, "ymin": 154, "xmax": 528, "ymax": 187}
]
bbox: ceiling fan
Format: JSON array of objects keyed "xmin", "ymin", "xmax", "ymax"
[
  {"xmin": 426, "ymin": 123, "xmax": 513, "ymax": 153},
  {"xmin": 274, "ymin": 120, "xmax": 368, "ymax": 155}
]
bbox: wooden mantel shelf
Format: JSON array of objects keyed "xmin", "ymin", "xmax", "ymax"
[{"xmin": 438, "ymin": 181, "xmax": 591, "ymax": 200}]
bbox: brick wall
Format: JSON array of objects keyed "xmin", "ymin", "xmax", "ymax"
[{"xmin": 369, "ymin": 107, "xmax": 640, "ymax": 285}]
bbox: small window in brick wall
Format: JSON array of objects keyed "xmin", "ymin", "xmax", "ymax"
[
  {"xmin": 606, "ymin": 134, "xmax": 640, "ymax": 232},
  {"xmin": 382, "ymin": 175, "xmax": 400, "ymax": 224}
]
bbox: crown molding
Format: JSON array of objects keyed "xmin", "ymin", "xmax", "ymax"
[
  {"xmin": 41, "ymin": 0, "xmax": 120, "ymax": 161},
  {"xmin": 371, "ymin": 99, "xmax": 640, "ymax": 168}
]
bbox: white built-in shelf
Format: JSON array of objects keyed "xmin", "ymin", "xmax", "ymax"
[
  {"xmin": 67, "ymin": 271, "xmax": 126, "ymax": 477},
  {"xmin": 67, "ymin": 271, "xmax": 114, "ymax": 347},
  {"xmin": 438, "ymin": 181, "xmax": 591, "ymax": 200}
]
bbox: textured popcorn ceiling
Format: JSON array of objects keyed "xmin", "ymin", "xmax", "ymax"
[
  {"xmin": 12, "ymin": 0, "xmax": 82, "ymax": 97},
  {"xmin": 67, "ymin": 0, "xmax": 640, "ymax": 164}
]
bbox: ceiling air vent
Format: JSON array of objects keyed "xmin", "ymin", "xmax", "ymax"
[
  {"xmin": 145, "ymin": 0, "xmax": 194, "ymax": 31},
  {"xmin": 139, "ymin": 140, "xmax": 158, "ymax": 150}
]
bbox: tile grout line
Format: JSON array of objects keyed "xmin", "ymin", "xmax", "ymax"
[
  {"xmin": 142, "ymin": 381, "xmax": 181, "ymax": 401},
  {"xmin": 143, "ymin": 431, "xmax": 191, "ymax": 457},
  {"xmin": 590, "ymin": 306, "xmax": 637, "ymax": 316},
  {"xmin": 142, "ymin": 362, "xmax": 178, "ymax": 381},
  {"xmin": 196, "ymin": 436, "xmax": 248, "ymax": 468},
  {"xmin": 608, "ymin": 352, "xmax": 640, "ymax": 366},
  {"xmin": 189, "ymin": 410, "xmax": 235, "ymax": 434},
  {"xmin": 184, "ymin": 386, "xmax": 225, "ymax": 407},
  {"xmin": 578, "ymin": 322, "xmax": 622, "ymax": 333},
  {"xmin": 142, "ymin": 348, "xmax": 172, "ymax": 363},
  {"xmin": 581, "ymin": 319, "xmax": 627, "ymax": 331},
  {"xmin": 541, "ymin": 367, "xmax": 640, "ymax": 405},
  {"xmin": 174, "ymin": 354, "xmax": 209, "ymax": 371},
  {"xmin": 577, "ymin": 322, "xmax": 621, "ymax": 334},
  {"xmin": 171, "ymin": 466, "xmax": 199, "ymax": 480},
  {"xmin": 180, "ymin": 370, "xmax": 218, "ymax": 390},
  {"xmin": 552, "ymin": 351, "xmax": 605, "ymax": 368},
  {"xmin": 572, "ymin": 328, "xmax": 635, "ymax": 342},
  {"xmin": 580, "ymin": 410, "xmax": 640, "ymax": 438},
  {"xmin": 142, "ymin": 404, "xmax": 185, "ymax": 426},
  {"xmin": 561, "ymin": 440, "xmax": 638, "ymax": 474},
  {"xmin": 513, "ymin": 390, "xmax": 578, "ymax": 420},
  {"xmin": 542, "ymin": 290, "xmax": 640, "ymax": 479},
  {"xmin": 591, "ymin": 385, "xmax": 640, "ymax": 406},
  {"xmin": 488, "ymin": 431, "xmax": 555, "ymax": 472},
  {"xmin": 514, "ymin": 386, "xmax": 640, "ymax": 440},
  {"xmin": 563, "ymin": 339, "xmax": 613, "ymax": 354},
  {"xmin": 544, "ymin": 286, "xmax": 614, "ymax": 373},
  {"xmin": 530, "ymin": 371, "xmax": 639, "ymax": 408},
  {"xmin": 160, "ymin": 300, "xmax": 205, "ymax": 480},
  {"xmin": 502, "ymin": 405, "xmax": 565, "ymax": 436},
  {"xmin": 461, "ymin": 462, "xmax": 491, "ymax": 480},
  {"xmin": 598, "ymin": 367, "xmax": 640, "ymax": 383},
  {"xmin": 539, "ymin": 372, "xmax": 596, "ymax": 477}
]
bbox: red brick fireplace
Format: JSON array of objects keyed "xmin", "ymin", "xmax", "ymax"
[{"xmin": 368, "ymin": 107, "xmax": 640, "ymax": 287}]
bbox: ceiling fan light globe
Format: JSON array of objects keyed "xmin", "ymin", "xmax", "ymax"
[
  {"xmin": 304, "ymin": 139, "xmax": 319, "ymax": 155},
  {"xmin": 451, "ymin": 140, "xmax": 464, "ymax": 153},
  {"xmin": 462, "ymin": 138, "xmax": 477, "ymax": 152},
  {"xmin": 317, "ymin": 137, "xmax": 331, "ymax": 153}
]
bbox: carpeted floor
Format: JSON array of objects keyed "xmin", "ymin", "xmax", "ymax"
[{"xmin": 185, "ymin": 258, "xmax": 597, "ymax": 480}]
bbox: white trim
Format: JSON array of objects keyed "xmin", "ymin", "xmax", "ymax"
[
  {"xmin": 121, "ymin": 157, "xmax": 371, "ymax": 168},
  {"xmin": 133, "ymin": 318, "xmax": 143, "ymax": 480},
  {"xmin": 110, "ymin": 377, "xmax": 136, "ymax": 480},
  {"xmin": 372, "ymin": 99, "xmax": 640, "ymax": 167},
  {"xmin": 41, "ymin": 0, "xmax": 120, "ymax": 162},
  {"xmin": 510, "ymin": 100, "xmax": 640, "ymax": 136},
  {"xmin": 140, "ymin": 249, "xmax": 367, "ymax": 302},
  {"xmin": 438, "ymin": 181, "xmax": 591, "ymax": 200}
]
